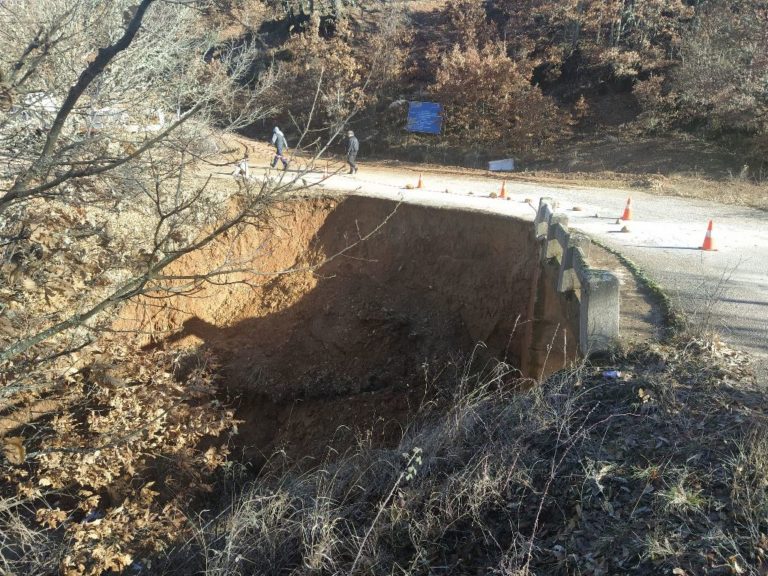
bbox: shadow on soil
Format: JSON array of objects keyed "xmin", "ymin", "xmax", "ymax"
[{"xmin": 160, "ymin": 198, "xmax": 547, "ymax": 467}]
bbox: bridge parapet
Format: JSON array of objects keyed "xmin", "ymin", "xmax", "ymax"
[{"xmin": 534, "ymin": 197, "xmax": 620, "ymax": 355}]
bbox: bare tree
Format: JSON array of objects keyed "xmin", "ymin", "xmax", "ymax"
[
  {"xmin": 0, "ymin": 1, "xmax": 316, "ymax": 571},
  {"xmin": 674, "ymin": 0, "xmax": 768, "ymax": 134},
  {"xmin": 0, "ymin": 1, "xmax": 406, "ymax": 571},
  {"xmin": 0, "ymin": 0, "xmax": 287, "ymax": 375}
]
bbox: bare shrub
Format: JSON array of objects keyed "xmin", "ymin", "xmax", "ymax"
[
  {"xmin": 269, "ymin": 7, "xmax": 407, "ymax": 140},
  {"xmin": 0, "ymin": 344, "xmax": 235, "ymax": 575},
  {"xmin": 444, "ymin": 0, "xmax": 494, "ymax": 50},
  {"xmin": 633, "ymin": 75, "xmax": 679, "ymax": 133},
  {"xmin": 491, "ymin": 0, "xmax": 693, "ymax": 83},
  {"xmin": 674, "ymin": 0, "xmax": 768, "ymax": 134},
  {"xmin": 0, "ymin": 496, "xmax": 59, "ymax": 574},
  {"xmin": 430, "ymin": 42, "xmax": 567, "ymax": 157},
  {"xmin": 0, "ymin": 1, "xmax": 294, "ymax": 572}
]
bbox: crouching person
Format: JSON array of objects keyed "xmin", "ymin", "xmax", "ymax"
[{"xmin": 231, "ymin": 153, "xmax": 250, "ymax": 179}]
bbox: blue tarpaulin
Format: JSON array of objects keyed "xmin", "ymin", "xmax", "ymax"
[{"xmin": 406, "ymin": 101, "xmax": 442, "ymax": 134}]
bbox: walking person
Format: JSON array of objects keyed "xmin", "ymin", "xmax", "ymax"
[
  {"xmin": 270, "ymin": 126, "xmax": 289, "ymax": 170},
  {"xmin": 346, "ymin": 130, "xmax": 359, "ymax": 174}
]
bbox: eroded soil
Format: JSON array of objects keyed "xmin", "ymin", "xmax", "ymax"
[{"xmin": 118, "ymin": 197, "xmax": 553, "ymax": 464}]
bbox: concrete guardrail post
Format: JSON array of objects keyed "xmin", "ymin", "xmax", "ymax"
[
  {"xmin": 578, "ymin": 270, "xmax": 620, "ymax": 356},
  {"xmin": 545, "ymin": 218, "xmax": 569, "ymax": 261},
  {"xmin": 534, "ymin": 197, "xmax": 554, "ymax": 239},
  {"xmin": 557, "ymin": 234, "xmax": 591, "ymax": 293}
]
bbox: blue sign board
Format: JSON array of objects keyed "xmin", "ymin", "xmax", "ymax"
[{"xmin": 406, "ymin": 101, "xmax": 442, "ymax": 134}]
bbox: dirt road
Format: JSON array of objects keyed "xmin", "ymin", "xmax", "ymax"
[{"xmin": 279, "ymin": 162, "xmax": 768, "ymax": 373}]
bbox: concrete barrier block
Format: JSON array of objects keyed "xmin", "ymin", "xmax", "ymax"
[
  {"xmin": 533, "ymin": 197, "xmax": 620, "ymax": 357},
  {"xmin": 579, "ymin": 270, "xmax": 620, "ymax": 355},
  {"xmin": 534, "ymin": 197, "xmax": 554, "ymax": 239},
  {"xmin": 557, "ymin": 234, "xmax": 591, "ymax": 293},
  {"xmin": 546, "ymin": 220, "xmax": 569, "ymax": 260}
]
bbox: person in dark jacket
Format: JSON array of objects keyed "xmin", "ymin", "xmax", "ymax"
[
  {"xmin": 346, "ymin": 130, "xmax": 359, "ymax": 174},
  {"xmin": 270, "ymin": 127, "xmax": 289, "ymax": 170}
]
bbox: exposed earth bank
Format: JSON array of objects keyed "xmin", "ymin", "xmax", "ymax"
[{"xmin": 117, "ymin": 196, "xmax": 577, "ymax": 463}]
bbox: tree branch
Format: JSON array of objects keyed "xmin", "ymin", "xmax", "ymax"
[{"xmin": 0, "ymin": 0, "xmax": 157, "ymax": 212}]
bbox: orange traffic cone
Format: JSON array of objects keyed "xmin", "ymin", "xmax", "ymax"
[
  {"xmin": 499, "ymin": 180, "xmax": 507, "ymax": 199},
  {"xmin": 620, "ymin": 197, "xmax": 632, "ymax": 221},
  {"xmin": 700, "ymin": 220, "xmax": 717, "ymax": 251},
  {"xmin": 417, "ymin": 173, "xmax": 424, "ymax": 189}
]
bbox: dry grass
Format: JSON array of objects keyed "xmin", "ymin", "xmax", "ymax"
[
  {"xmin": 119, "ymin": 334, "xmax": 767, "ymax": 576},
  {"xmin": 1, "ymin": 333, "xmax": 762, "ymax": 574},
  {"xmin": 0, "ymin": 497, "xmax": 59, "ymax": 575},
  {"xmin": 0, "ymin": 325, "xmax": 761, "ymax": 575}
]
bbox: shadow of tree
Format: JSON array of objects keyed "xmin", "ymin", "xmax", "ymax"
[{"xmin": 157, "ymin": 197, "xmax": 543, "ymax": 464}]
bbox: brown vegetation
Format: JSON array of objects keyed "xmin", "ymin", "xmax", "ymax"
[
  {"xmin": 253, "ymin": 0, "xmax": 768, "ymax": 178},
  {"xmin": 1, "ymin": 1, "xmax": 302, "ymax": 572},
  {"xmin": 1, "ymin": 0, "xmax": 766, "ymax": 573}
]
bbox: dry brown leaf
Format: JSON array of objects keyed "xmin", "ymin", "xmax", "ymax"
[
  {"xmin": 6, "ymin": 264, "xmax": 21, "ymax": 285},
  {"xmin": 0, "ymin": 316, "xmax": 14, "ymax": 336},
  {"xmin": 2, "ymin": 436, "xmax": 26, "ymax": 465},
  {"xmin": 729, "ymin": 556, "xmax": 746, "ymax": 575}
]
